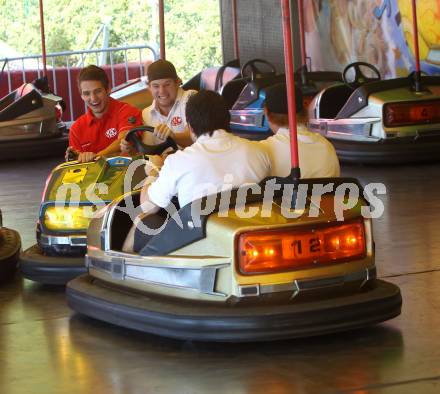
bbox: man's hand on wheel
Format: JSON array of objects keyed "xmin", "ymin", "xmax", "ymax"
[
  {"xmin": 120, "ymin": 138, "xmax": 133, "ymax": 154},
  {"xmin": 77, "ymin": 152, "xmax": 96, "ymax": 163},
  {"xmin": 154, "ymin": 124, "xmax": 174, "ymax": 141}
]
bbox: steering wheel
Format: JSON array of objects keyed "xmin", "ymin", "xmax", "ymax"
[
  {"xmin": 342, "ymin": 62, "xmax": 381, "ymax": 88},
  {"xmin": 125, "ymin": 125, "xmax": 178, "ymax": 155},
  {"xmin": 241, "ymin": 58, "xmax": 277, "ymax": 81}
]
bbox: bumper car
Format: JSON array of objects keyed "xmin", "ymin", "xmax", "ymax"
[
  {"xmin": 226, "ymin": 59, "xmax": 284, "ymax": 139},
  {"xmin": 19, "ymin": 126, "xmax": 175, "ymax": 285},
  {"xmin": 66, "ymin": 0, "xmax": 402, "ymax": 342},
  {"xmin": 0, "ymin": 209, "xmax": 21, "ymax": 282},
  {"xmin": 226, "ymin": 59, "xmax": 342, "ymax": 140},
  {"xmin": 0, "ymin": 77, "xmax": 67, "ymax": 161},
  {"xmin": 66, "ymin": 0, "xmax": 401, "ymax": 342},
  {"xmin": 66, "ymin": 177, "xmax": 401, "ymax": 342},
  {"xmin": 308, "ymin": 62, "xmax": 440, "ymax": 163}
]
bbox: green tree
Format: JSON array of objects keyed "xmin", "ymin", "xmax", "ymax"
[
  {"xmin": 165, "ymin": 0, "xmax": 223, "ymax": 80},
  {"xmin": 0, "ymin": 0, "xmax": 222, "ymax": 81}
]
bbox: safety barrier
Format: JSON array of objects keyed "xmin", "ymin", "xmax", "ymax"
[{"xmin": 0, "ymin": 45, "xmax": 157, "ymax": 123}]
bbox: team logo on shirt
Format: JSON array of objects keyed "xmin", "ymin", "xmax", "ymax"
[
  {"xmin": 105, "ymin": 128, "xmax": 118, "ymax": 138},
  {"xmin": 171, "ymin": 116, "xmax": 182, "ymax": 126}
]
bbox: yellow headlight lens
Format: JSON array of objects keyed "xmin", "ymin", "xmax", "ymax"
[{"xmin": 43, "ymin": 206, "xmax": 94, "ymax": 231}]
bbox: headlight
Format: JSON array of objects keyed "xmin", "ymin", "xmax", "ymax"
[{"xmin": 43, "ymin": 206, "xmax": 97, "ymax": 231}]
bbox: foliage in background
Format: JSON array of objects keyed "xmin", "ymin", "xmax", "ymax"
[
  {"xmin": 164, "ymin": 0, "xmax": 222, "ymax": 80},
  {"xmin": 0, "ymin": 0, "xmax": 222, "ymax": 81}
]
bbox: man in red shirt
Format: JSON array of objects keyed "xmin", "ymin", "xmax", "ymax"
[{"xmin": 68, "ymin": 65, "xmax": 142, "ymax": 163}]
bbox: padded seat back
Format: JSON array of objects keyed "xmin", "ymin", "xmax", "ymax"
[
  {"xmin": 182, "ymin": 66, "xmax": 241, "ymax": 93},
  {"xmin": 0, "ymin": 84, "xmax": 42, "ymax": 122},
  {"xmin": 14, "ymin": 83, "xmax": 35, "ymax": 100},
  {"xmin": 317, "ymin": 84, "xmax": 353, "ymax": 119},
  {"xmin": 200, "ymin": 66, "xmax": 241, "ymax": 91},
  {"xmin": 220, "ymin": 78, "xmax": 248, "ymax": 109}
]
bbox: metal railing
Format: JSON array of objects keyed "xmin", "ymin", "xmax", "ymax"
[{"xmin": 0, "ymin": 44, "xmax": 158, "ymax": 122}]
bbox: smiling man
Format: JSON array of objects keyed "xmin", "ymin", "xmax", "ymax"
[
  {"xmin": 121, "ymin": 59, "xmax": 195, "ymax": 153},
  {"xmin": 68, "ymin": 65, "xmax": 142, "ymax": 163}
]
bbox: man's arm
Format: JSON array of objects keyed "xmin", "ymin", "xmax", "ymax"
[
  {"xmin": 96, "ymin": 104, "xmax": 143, "ymax": 157},
  {"xmin": 76, "ymin": 134, "xmax": 124, "ymax": 163},
  {"xmin": 96, "ymin": 138, "xmax": 123, "ymax": 157},
  {"xmin": 172, "ymin": 126, "xmax": 193, "ymax": 147},
  {"xmin": 74, "ymin": 140, "xmax": 119, "ymax": 163},
  {"xmin": 104, "ymin": 103, "xmax": 143, "ymax": 156},
  {"xmin": 152, "ymin": 124, "xmax": 193, "ymax": 148}
]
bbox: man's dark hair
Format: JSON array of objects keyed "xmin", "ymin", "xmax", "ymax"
[
  {"xmin": 264, "ymin": 82, "xmax": 303, "ymax": 114},
  {"xmin": 77, "ymin": 65, "xmax": 109, "ymax": 91},
  {"xmin": 185, "ymin": 90, "xmax": 230, "ymax": 137}
]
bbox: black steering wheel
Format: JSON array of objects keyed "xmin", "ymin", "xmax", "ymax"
[
  {"xmin": 241, "ymin": 58, "xmax": 277, "ymax": 81},
  {"xmin": 342, "ymin": 62, "xmax": 381, "ymax": 89},
  {"xmin": 125, "ymin": 125, "xmax": 178, "ymax": 155}
]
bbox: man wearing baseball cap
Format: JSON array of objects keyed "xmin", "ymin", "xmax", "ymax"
[
  {"xmin": 121, "ymin": 59, "xmax": 196, "ymax": 153},
  {"xmin": 260, "ymin": 82, "xmax": 340, "ymax": 178}
]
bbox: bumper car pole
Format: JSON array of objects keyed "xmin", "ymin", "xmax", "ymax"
[
  {"xmin": 158, "ymin": 0, "xmax": 166, "ymax": 59},
  {"xmin": 411, "ymin": 0, "xmax": 422, "ymax": 92},
  {"xmin": 297, "ymin": 0, "xmax": 308, "ymax": 86},
  {"xmin": 38, "ymin": 0, "xmax": 48, "ymax": 78},
  {"xmin": 281, "ymin": 0, "xmax": 301, "ymax": 181},
  {"xmin": 232, "ymin": 0, "xmax": 240, "ymax": 61}
]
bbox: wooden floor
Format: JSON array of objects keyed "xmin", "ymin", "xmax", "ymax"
[{"xmin": 1, "ymin": 157, "xmax": 440, "ymax": 394}]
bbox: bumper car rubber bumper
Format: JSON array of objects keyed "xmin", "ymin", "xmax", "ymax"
[
  {"xmin": 19, "ymin": 244, "xmax": 86, "ymax": 285},
  {"xmin": 0, "ymin": 227, "xmax": 21, "ymax": 282},
  {"xmin": 330, "ymin": 136, "xmax": 440, "ymax": 164},
  {"xmin": 66, "ymin": 274, "xmax": 402, "ymax": 342},
  {"xmin": 0, "ymin": 134, "xmax": 68, "ymax": 161}
]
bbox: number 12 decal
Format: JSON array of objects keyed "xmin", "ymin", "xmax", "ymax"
[{"xmin": 291, "ymin": 237, "xmax": 321, "ymax": 256}]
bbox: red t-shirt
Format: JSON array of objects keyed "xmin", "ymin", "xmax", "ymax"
[{"xmin": 69, "ymin": 97, "xmax": 142, "ymax": 153}]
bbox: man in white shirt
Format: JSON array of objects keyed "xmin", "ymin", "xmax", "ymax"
[
  {"xmin": 260, "ymin": 83, "xmax": 340, "ymax": 178},
  {"xmin": 121, "ymin": 59, "xmax": 196, "ymax": 152},
  {"xmin": 123, "ymin": 90, "xmax": 271, "ymax": 252}
]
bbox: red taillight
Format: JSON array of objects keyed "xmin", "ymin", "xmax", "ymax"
[
  {"xmin": 238, "ymin": 219, "xmax": 366, "ymax": 274},
  {"xmin": 383, "ymin": 100, "xmax": 440, "ymax": 127}
]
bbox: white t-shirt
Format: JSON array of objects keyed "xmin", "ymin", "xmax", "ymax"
[
  {"xmin": 148, "ymin": 129, "xmax": 271, "ymax": 208},
  {"xmin": 141, "ymin": 87, "xmax": 196, "ymax": 145},
  {"xmin": 259, "ymin": 126, "xmax": 340, "ymax": 178}
]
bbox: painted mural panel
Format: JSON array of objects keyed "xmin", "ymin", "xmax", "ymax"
[{"xmin": 305, "ymin": 0, "xmax": 440, "ymax": 78}]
